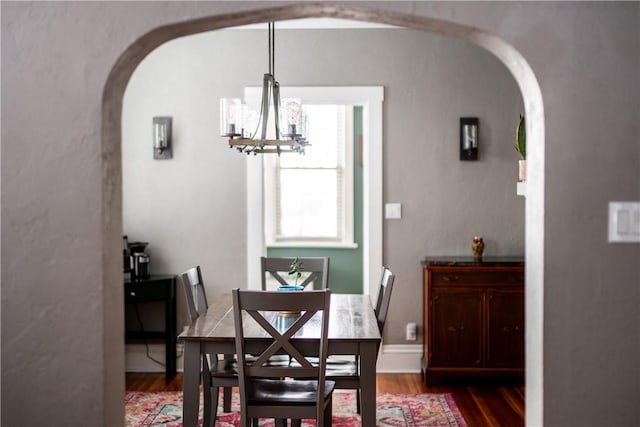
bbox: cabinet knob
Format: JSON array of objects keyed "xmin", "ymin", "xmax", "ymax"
[
  {"xmin": 130, "ymin": 291, "xmax": 136, "ymax": 297},
  {"xmin": 442, "ymin": 275, "xmax": 459, "ymax": 282},
  {"xmin": 447, "ymin": 325, "xmax": 465, "ymax": 332}
]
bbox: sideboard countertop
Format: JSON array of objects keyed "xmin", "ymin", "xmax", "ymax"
[{"xmin": 421, "ymin": 256, "xmax": 524, "ymax": 267}]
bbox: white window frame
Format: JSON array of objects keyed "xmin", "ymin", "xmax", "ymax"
[
  {"xmin": 264, "ymin": 105, "xmax": 356, "ymax": 248},
  {"xmin": 246, "ymin": 86, "xmax": 383, "ymax": 301}
]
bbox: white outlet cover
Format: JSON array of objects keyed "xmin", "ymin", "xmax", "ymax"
[
  {"xmin": 608, "ymin": 201, "xmax": 640, "ymax": 243},
  {"xmin": 405, "ymin": 322, "xmax": 417, "ymax": 341}
]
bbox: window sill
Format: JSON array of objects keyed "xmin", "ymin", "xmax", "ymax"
[{"xmin": 266, "ymin": 241, "xmax": 359, "ymax": 249}]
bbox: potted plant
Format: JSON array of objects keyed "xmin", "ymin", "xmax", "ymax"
[
  {"xmin": 276, "ymin": 257, "xmax": 304, "ymax": 291},
  {"xmin": 515, "ymin": 114, "xmax": 526, "ymax": 181},
  {"xmin": 277, "ymin": 257, "xmax": 304, "ymax": 318},
  {"xmin": 287, "ymin": 257, "xmax": 304, "ymax": 290}
]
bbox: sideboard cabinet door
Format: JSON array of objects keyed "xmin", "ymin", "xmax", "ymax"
[
  {"xmin": 487, "ymin": 290, "xmax": 525, "ymax": 368},
  {"xmin": 430, "ymin": 290, "xmax": 483, "ymax": 367}
]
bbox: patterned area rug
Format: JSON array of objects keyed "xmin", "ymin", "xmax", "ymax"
[{"xmin": 125, "ymin": 389, "xmax": 467, "ymax": 426}]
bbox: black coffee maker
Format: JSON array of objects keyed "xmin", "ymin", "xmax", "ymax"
[{"xmin": 123, "ymin": 236, "xmax": 150, "ymax": 280}]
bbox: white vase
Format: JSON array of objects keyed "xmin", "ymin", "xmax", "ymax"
[{"xmin": 518, "ymin": 160, "xmax": 527, "ymax": 182}]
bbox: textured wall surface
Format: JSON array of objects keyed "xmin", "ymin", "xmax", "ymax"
[
  {"xmin": 122, "ymin": 28, "xmax": 523, "ymax": 342},
  {"xmin": 1, "ymin": 2, "xmax": 638, "ymax": 427}
]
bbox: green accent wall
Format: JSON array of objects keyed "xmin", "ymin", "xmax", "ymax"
[{"xmin": 267, "ymin": 107, "xmax": 364, "ymax": 294}]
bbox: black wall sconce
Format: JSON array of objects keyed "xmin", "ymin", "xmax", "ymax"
[
  {"xmin": 153, "ymin": 116, "xmax": 172, "ymax": 160},
  {"xmin": 460, "ymin": 117, "xmax": 478, "ymax": 161}
]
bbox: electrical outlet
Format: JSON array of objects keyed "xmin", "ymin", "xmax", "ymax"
[{"xmin": 405, "ymin": 322, "xmax": 417, "ymax": 341}]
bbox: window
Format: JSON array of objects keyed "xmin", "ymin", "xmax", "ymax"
[{"xmin": 264, "ymin": 105, "xmax": 355, "ymax": 247}]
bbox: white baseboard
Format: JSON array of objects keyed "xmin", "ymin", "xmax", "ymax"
[
  {"xmin": 376, "ymin": 344, "xmax": 423, "ymax": 373},
  {"xmin": 125, "ymin": 343, "xmax": 423, "ymax": 374}
]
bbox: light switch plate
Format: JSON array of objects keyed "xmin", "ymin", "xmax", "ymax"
[
  {"xmin": 608, "ymin": 201, "xmax": 640, "ymax": 243},
  {"xmin": 385, "ymin": 203, "xmax": 402, "ymax": 219}
]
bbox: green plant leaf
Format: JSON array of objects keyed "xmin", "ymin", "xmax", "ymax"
[
  {"xmin": 288, "ymin": 257, "xmax": 303, "ymax": 284},
  {"xmin": 515, "ymin": 114, "xmax": 526, "ymax": 160}
]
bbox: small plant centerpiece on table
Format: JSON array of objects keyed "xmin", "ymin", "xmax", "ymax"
[
  {"xmin": 286, "ymin": 257, "xmax": 304, "ymax": 290},
  {"xmin": 515, "ymin": 114, "xmax": 527, "ymax": 181},
  {"xmin": 277, "ymin": 257, "xmax": 305, "ymax": 317}
]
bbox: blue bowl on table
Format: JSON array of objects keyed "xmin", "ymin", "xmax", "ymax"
[{"xmin": 277, "ymin": 285, "xmax": 304, "ymax": 292}]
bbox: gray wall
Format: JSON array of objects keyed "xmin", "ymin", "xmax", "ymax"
[
  {"xmin": 1, "ymin": 2, "xmax": 638, "ymax": 427},
  {"xmin": 123, "ymin": 28, "xmax": 524, "ymax": 341}
]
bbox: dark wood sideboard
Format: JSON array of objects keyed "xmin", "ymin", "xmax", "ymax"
[
  {"xmin": 422, "ymin": 257, "xmax": 524, "ymax": 385},
  {"xmin": 124, "ymin": 274, "xmax": 177, "ymax": 381}
]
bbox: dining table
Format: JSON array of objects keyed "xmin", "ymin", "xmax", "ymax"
[{"xmin": 178, "ymin": 292, "xmax": 382, "ymax": 427}]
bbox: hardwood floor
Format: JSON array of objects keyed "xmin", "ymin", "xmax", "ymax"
[{"xmin": 126, "ymin": 372, "xmax": 524, "ymax": 426}]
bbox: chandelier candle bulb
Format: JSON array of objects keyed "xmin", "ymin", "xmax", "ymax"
[{"xmin": 220, "ymin": 97, "xmax": 242, "ymax": 138}]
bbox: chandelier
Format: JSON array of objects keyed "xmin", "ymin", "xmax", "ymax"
[{"xmin": 219, "ymin": 22, "xmax": 309, "ymax": 155}]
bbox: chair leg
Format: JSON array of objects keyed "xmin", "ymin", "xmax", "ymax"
[
  {"xmin": 202, "ymin": 356, "xmax": 218, "ymax": 427},
  {"xmin": 251, "ymin": 418, "xmax": 260, "ymax": 427},
  {"xmin": 356, "ymin": 388, "xmax": 361, "ymax": 414},
  {"xmin": 323, "ymin": 395, "xmax": 333, "ymax": 427},
  {"xmin": 222, "ymin": 386, "xmax": 232, "ymax": 412},
  {"xmin": 291, "ymin": 419, "xmax": 302, "ymax": 427},
  {"xmin": 202, "ymin": 394, "xmax": 212, "ymax": 427},
  {"xmin": 275, "ymin": 419, "xmax": 287, "ymax": 427},
  {"xmin": 204, "ymin": 385, "xmax": 218, "ymax": 427}
]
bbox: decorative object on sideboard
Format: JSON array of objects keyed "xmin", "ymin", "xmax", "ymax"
[
  {"xmin": 515, "ymin": 114, "xmax": 526, "ymax": 181},
  {"xmin": 220, "ymin": 22, "xmax": 309, "ymax": 155},
  {"xmin": 152, "ymin": 116, "xmax": 172, "ymax": 160},
  {"xmin": 472, "ymin": 236, "xmax": 485, "ymax": 259},
  {"xmin": 460, "ymin": 117, "xmax": 479, "ymax": 161}
]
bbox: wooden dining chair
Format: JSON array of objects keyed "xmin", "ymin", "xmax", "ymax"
[
  {"xmin": 232, "ymin": 288, "xmax": 335, "ymax": 427},
  {"xmin": 260, "ymin": 256, "xmax": 330, "ymax": 290},
  {"xmin": 181, "ymin": 266, "xmax": 236, "ymax": 427},
  {"xmin": 182, "ymin": 266, "xmax": 208, "ymax": 322},
  {"xmin": 325, "ymin": 266, "xmax": 395, "ymax": 413}
]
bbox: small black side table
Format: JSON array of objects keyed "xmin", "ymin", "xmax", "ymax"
[{"xmin": 124, "ymin": 274, "xmax": 177, "ymax": 381}]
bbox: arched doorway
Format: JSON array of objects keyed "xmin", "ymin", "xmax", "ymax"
[{"xmin": 103, "ymin": 4, "xmax": 544, "ymax": 424}]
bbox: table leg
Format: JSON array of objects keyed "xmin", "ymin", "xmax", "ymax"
[
  {"xmin": 183, "ymin": 341, "xmax": 201, "ymax": 427},
  {"xmin": 359, "ymin": 342, "xmax": 378, "ymax": 426},
  {"xmin": 166, "ymin": 289, "xmax": 177, "ymax": 381}
]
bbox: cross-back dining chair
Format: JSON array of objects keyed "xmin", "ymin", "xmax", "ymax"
[
  {"xmin": 325, "ymin": 266, "xmax": 395, "ymax": 413},
  {"xmin": 232, "ymin": 288, "xmax": 335, "ymax": 427},
  {"xmin": 182, "ymin": 266, "xmax": 208, "ymax": 321},
  {"xmin": 260, "ymin": 256, "xmax": 330, "ymax": 290},
  {"xmin": 181, "ymin": 266, "xmax": 236, "ymax": 427}
]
